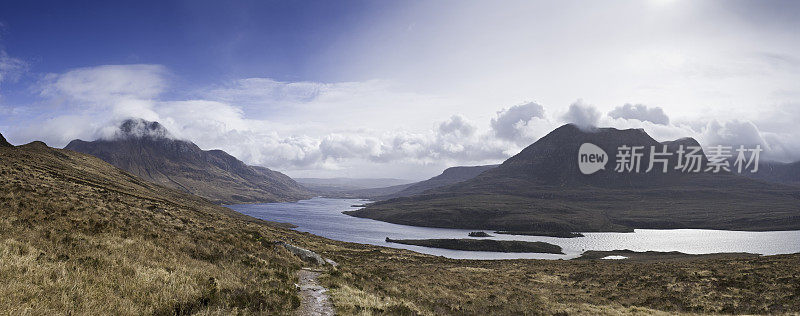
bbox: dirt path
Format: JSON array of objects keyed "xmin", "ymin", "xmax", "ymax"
[{"xmin": 295, "ymin": 268, "xmax": 334, "ymax": 316}]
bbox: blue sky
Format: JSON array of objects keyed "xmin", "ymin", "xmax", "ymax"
[
  {"xmin": 1, "ymin": 0, "xmax": 800, "ymax": 179},
  {"xmin": 0, "ymin": 1, "xmax": 394, "ymax": 95}
]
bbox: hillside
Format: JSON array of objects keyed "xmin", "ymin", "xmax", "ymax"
[
  {"xmin": 743, "ymin": 161, "xmax": 800, "ymax": 186},
  {"xmin": 347, "ymin": 124, "xmax": 800, "ymax": 232},
  {"xmin": 0, "ymin": 135, "xmax": 320, "ymax": 313},
  {"xmin": 65, "ymin": 119, "xmax": 310, "ymax": 204}
]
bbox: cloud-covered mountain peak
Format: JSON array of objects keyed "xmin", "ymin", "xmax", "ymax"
[{"xmin": 115, "ymin": 118, "xmax": 173, "ymax": 140}]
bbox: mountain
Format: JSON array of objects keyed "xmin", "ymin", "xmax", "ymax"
[
  {"xmin": 742, "ymin": 161, "xmax": 800, "ymax": 186},
  {"xmin": 346, "ymin": 124, "xmax": 800, "ymax": 232},
  {"xmin": 340, "ymin": 183, "xmax": 416, "ymax": 199},
  {"xmin": 296, "ymin": 166, "xmax": 497, "ymax": 199},
  {"xmin": 376, "ymin": 164, "xmax": 498, "ymax": 200},
  {"xmin": 0, "ymin": 137, "xmax": 317, "ymax": 313},
  {"xmin": 295, "ymin": 177, "xmax": 416, "ymax": 198},
  {"xmin": 65, "ymin": 119, "xmax": 310, "ymax": 204}
]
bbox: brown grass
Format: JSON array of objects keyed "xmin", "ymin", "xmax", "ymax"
[
  {"xmin": 318, "ymin": 245, "xmax": 800, "ymax": 315},
  {"xmin": 0, "ymin": 144, "xmax": 306, "ymax": 314}
]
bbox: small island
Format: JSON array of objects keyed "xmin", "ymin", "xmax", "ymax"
[
  {"xmin": 468, "ymin": 231, "xmax": 492, "ymax": 237},
  {"xmin": 385, "ymin": 238, "xmax": 563, "ymax": 254},
  {"xmin": 575, "ymin": 250, "xmax": 758, "ymax": 261},
  {"xmin": 494, "ymin": 231, "xmax": 585, "ymax": 238}
]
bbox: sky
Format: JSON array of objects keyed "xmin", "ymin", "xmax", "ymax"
[{"xmin": 1, "ymin": 0, "xmax": 800, "ymax": 179}]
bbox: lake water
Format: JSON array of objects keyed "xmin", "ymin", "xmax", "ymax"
[{"xmin": 227, "ymin": 197, "xmax": 800, "ymax": 260}]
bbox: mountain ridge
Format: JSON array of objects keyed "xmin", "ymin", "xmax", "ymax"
[{"xmin": 65, "ymin": 118, "xmax": 310, "ymax": 204}]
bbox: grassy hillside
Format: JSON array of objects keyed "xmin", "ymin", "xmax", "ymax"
[
  {"xmin": 320, "ymin": 248, "xmax": 800, "ymax": 315},
  {"xmin": 0, "ymin": 141, "xmax": 311, "ymax": 314}
]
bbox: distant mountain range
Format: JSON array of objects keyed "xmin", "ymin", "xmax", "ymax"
[
  {"xmin": 346, "ymin": 124, "xmax": 800, "ymax": 232},
  {"xmin": 300, "ymin": 165, "xmax": 498, "ymax": 200},
  {"xmin": 65, "ymin": 119, "xmax": 310, "ymax": 204},
  {"xmin": 377, "ymin": 164, "xmax": 498, "ymax": 199},
  {"xmin": 296, "ymin": 177, "xmax": 415, "ymax": 195}
]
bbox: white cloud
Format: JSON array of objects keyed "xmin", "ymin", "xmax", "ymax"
[
  {"xmin": 561, "ymin": 100, "xmax": 601, "ymax": 129},
  {"xmin": 0, "ymin": 50, "xmax": 26, "ymax": 96},
  {"xmin": 602, "ymin": 115, "xmax": 800, "ymax": 163},
  {"xmin": 490, "ymin": 102, "xmax": 546, "ymax": 143},
  {"xmin": 200, "ymin": 77, "xmax": 459, "ymax": 134},
  {"xmin": 40, "ymin": 64, "xmax": 167, "ymax": 104},
  {"xmin": 700, "ymin": 120, "xmax": 766, "ymax": 148},
  {"xmin": 438, "ymin": 115, "xmax": 476, "ymax": 138},
  {"xmin": 696, "ymin": 119, "xmax": 800, "ymax": 162},
  {"xmin": 206, "ymin": 78, "xmax": 335, "ymax": 106},
  {"xmin": 608, "ymin": 103, "xmax": 670, "ymax": 125}
]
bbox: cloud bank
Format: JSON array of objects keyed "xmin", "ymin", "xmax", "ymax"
[
  {"xmin": 608, "ymin": 104, "xmax": 670, "ymax": 125},
  {"xmin": 12, "ymin": 64, "xmax": 527, "ymax": 178},
  {"xmin": 562, "ymin": 100, "xmax": 601, "ymax": 129},
  {"xmin": 490, "ymin": 102, "xmax": 546, "ymax": 143},
  {"xmin": 6, "ymin": 64, "xmax": 800, "ymax": 179}
]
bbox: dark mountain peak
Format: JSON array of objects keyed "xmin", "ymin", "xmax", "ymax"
[
  {"xmin": 492, "ymin": 124, "xmax": 708, "ymax": 187},
  {"xmin": 538, "ymin": 124, "xmax": 654, "ymax": 144},
  {"xmin": 662, "ymin": 137, "xmax": 701, "ymax": 148},
  {"xmin": 116, "ymin": 118, "xmax": 173, "ymax": 140},
  {"xmin": 64, "ymin": 121, "xmax": 309, "ymax": 204},
  {"xmin": 509, "ymin": 124, "xmax": 659, "ymax": 164},
  {"xmin": 0, "ymin": 133, "xmax": 12, "ymax": 147}
]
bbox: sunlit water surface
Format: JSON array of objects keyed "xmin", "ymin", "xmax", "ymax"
[{"xmin": 227, "ymin": 197, "xmax": 800, "ymax": 260}]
